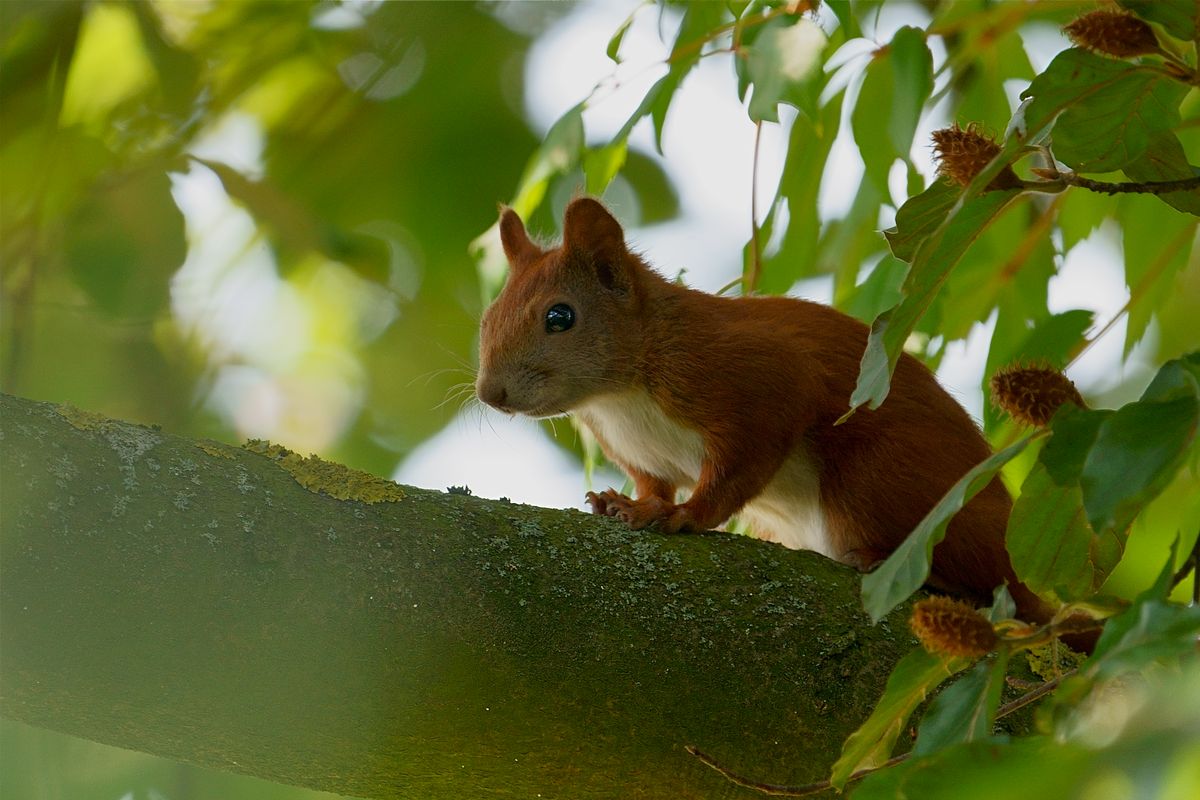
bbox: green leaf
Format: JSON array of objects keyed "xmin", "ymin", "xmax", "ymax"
[
  {"xmin": 884, "ymin": 179, "xmax": 958, "ymax": 261},
  {"xmin": 825, "ymin": 179, "xmax": 888, "ymax": 304},
  {"xmin": 511, "ymin": 102, "xmax": 585, "ymax": 217},
  {"xmin": 851, "ymin": 51, "xmax": 896, "ymax": 194},
  {"xmin": 844, "ymin": 255, "xmax": 907, "ymax": 324},
  {"xmin": 605, "ymin": 3, "xmax": 642, "ymax": 63},
  {"xmin": 1120, "ymin": 193, "xmax": 1197, "ymax": 354},
  {"xmin": 1040, "ymin": 404, "xmax": 1110, "ymax": 485},
  {"xmin": 1019, "ymin": 404, "xmax": 1135, "ymax": 586},
  {"xmin": 985, "ymin": 585, "xmax": 1016, "ymax": 623},
  {"xmin": 830, "ymin": 646, "xmax": 968, "ymax": 789},
  {"xmin": 850, "ymin": 738, "xmax": 1126, "ymax": 800},
  {"xmin": 1057, "ymin": 190, "xmax": 1118, "ymax": 253},
  {"xmin": 850, "ymin": 27, "xmax": 931, "ymax": 194},
  {"xmin": 1121, "ymin": 131, "xmax": 1200, "ymax": 217},
  {"xmin": 822, "ymin": 0, "xmax": 863, "ymax": 39},
  {"xmin": 913, "ymin": 653, "xmax": 1009, "ymax": 756},
  {"xmin": 620, "ymin": 149, "xmax": 679, "ymax": 224},
  {"xmin": 1046, "ymin": 546, "xmax": 1197, "ymax": 740},
  {"xmin": 1080, "ymin": 358, "xmax": 1200, "ymax": 535},
  {"xmin": 888, "ymin": 27, "xmax": 933, "ymax": 163},
  {"xmin": 1006, "ymin": 463, "xmax": 1097, "ymax": 602},
  {"xmin": 582, "ymin": 139, "xmax": 628, "ymax": 195},
  {"xmin": 862, "ymin": 436, "xmax": 1035, "ymax": 622},
  {"xmin": 741, "ymin": 16, "xmax": 826, "ymax": 122},
  {"xmin": 64, "ymin": 168, "xmax": 185, "ymax": 318},
  {"xmin": 613, "ymin": 74, "xmax": 672, "ymax": 151},
  {"xmin": 851, "ymin": 185, "xmax": 1019, "ymax": 411},
  {"xmin": 1117, "ymin": 0, "xmax": 1197, "ymax": 41},
  {"xmin": 944, "ymin": 198, "xmax": 1056, "ymax": 353},
  {"xmin": 196, "ymin": 158, "xmax": 389, "ymax": 282},
  {"xmin": 621, "ymin": 1, "xmax": 726, "ymax": 152},
  {"xmin": 758, "ymin": 90, "xmax": 843, "ymax": 293},
  {"xmin": 1019, "ymin": 49, "xmax": 1186, "ymax": 172}
]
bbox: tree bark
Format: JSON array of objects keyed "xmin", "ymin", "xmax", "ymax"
[{"xmin": 0, "ymin": 393, "xmax": 920, "ymax": 798}]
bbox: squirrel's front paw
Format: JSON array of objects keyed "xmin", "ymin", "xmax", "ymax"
[
  {"xmin": 586, "ymin": 490, "xmax": 691, "ymax": 532},
  {"xmin": 586, "ymin": 489, "xmax": 628, "ymax": 518}
]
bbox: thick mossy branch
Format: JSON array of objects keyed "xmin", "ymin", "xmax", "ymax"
[{"xmin": 0, "ymin": 393, "xmax": 919, "ymax": 799}]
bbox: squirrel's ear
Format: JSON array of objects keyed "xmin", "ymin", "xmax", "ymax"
[
  {"xmin": 562, "ymin": 197, "xmax": 626, "ymax": 263},
  {"xmin": 499, "ymin": 206, "xmax": 541, "ymax": 270}
]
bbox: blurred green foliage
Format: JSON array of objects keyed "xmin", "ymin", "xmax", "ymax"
[
  {"xmin": 1, "ymin": 0, "xmax": 569, "ymax": 796},
  {"xmin": 2, "ymin": 0, "xmax": 563, "ymax": 474}
]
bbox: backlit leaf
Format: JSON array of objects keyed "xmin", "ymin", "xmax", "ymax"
[
  {"xmin": 888, "ymin": 27, "xmax": 933, "ymax": 164},
  {"xmin": 1121, "ymin": 131, "xmax": 1200, "ymax": 217},
  {"xmin": 1080, "ymin": 356, "xmax": 1200, "ymax": 535},
  {"xmin": 851, "ymin": 27, "xmax": 931, "ymax": 195},
  {"xmin": 862, "ymin": 436, "xmax": 1035, "ymax": 622},
  {"xmin": 851, "ymin": 184, "xmax": 1019, "ymax": 411},
  {"xmin": 741, "ymin": 16, "xmax": 826, "ymax": 122},
  {"xmin": 758, "ymin": 90, "xmax": 843, "ymax": 293},
  {"xmin": 1007, "ymin": 463, "xmax": 1096, "ymax": 602},
  {"xmin": 1020, "ymin": 49, "xmax": 1185, "ymax": 172},
  {"xmin": 830, "ymin": 646, "xmax": 968, "ymax": 789},
  {"xmin": 1119, "ymin": 193, "xmax": 1197, "ymax": 354},
  {"xmin": 583, "ymin": 139, "xmax": 628, "ymax": 195},
  {"xmin": 913, "ymin": 653, "xmax": 1009, "ymax": 756},
  {"xmin": 1117, "ymin": 0, "xmax": 1197, "ymax": 41},
  {"xmin": 605, "ymin": 3, "xmax": 641, "ymax": 63},
  {"xmin": 511, "ymin": 103, "xmax": 585, "ymax": 218}
]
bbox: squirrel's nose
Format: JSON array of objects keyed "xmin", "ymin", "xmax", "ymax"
[{"xmin": 476, "ymin": 377, "xmax": 508, "ymax": 410}]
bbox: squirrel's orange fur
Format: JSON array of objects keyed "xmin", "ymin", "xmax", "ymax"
[{"xmin": 477, "ymin": 197, "xmax": 1055, "ymax": 628}]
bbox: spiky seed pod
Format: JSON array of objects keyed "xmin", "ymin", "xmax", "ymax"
[
  {"xmin": 910, "ymin": 596, "xmax": 998, "ymax": 658},
  {"xmin": 990, "ymin": 364, "xmax": 1086, "ymax": 428},
  {"xmin": 1064, "ymin": 9, "xmax": 1160, "ymax": 58},
  {"xmin": 931, "ymin": 124, "xmax": 1022, "ymax": 191}
]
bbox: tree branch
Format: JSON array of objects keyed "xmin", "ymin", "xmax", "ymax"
[
  {"xmin": 0, "ymin": 393, "xmax": 921, "ymax": 799},
  {"xmin": 1028, "ymin": 169, "xmax": 1200, "ymax": 196}
]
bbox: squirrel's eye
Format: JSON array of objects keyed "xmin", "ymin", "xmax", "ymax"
[{"xmin": 545, "ymin": 303, "xmax": 575, "ymax": 333}]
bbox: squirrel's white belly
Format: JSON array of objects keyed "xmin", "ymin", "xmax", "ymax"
[
  {"xmin": 576, "ymin": 390, "xmax": 704, "ymax": 488},
  {"xmin": 740, "ymin": 453, "xmax": 833, "ymax": 557},
  {"xmin": 575, "ymin": 390, "xmax": 832, "ymax": 556}
]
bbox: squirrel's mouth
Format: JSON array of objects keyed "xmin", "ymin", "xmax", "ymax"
[
  {"xmin": 479, "ymin": 396, "xmax": 565, "ymax": 419},
  {"xmin": 525, "ymin": 408, "xmax": 569, "ymax": 420},
  {"xmin": 502, "ymin": 401, "xmax": 567, "ymax": 420}
]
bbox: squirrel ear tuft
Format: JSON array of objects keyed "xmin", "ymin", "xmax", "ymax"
[
  {"xmin": 562, "ymin": 197, "xmax": 626, "ymax": 264},
  {"xmin": 499, "ymin": 207, "xmax": 542, "ymax": 270}
]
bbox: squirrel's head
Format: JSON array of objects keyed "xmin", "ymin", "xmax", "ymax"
[{"xmin": 476, "ymin": 197, "xmax": 644, "ymax": 418}]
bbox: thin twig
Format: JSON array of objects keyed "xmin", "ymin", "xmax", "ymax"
[
  {"xmin": 995, "ymin": 669, "xmax": 1076, "ymax": 720},
  {"xmin": 1028, "ymin": 171, "xmax": 1200, "ymax": 196},
  {"xmin": 1171, "ymin": 530, "xmax": 1200, "ymax": 604},
  {"xmin": 746, "ymin": 119, "xmax": 764, "ymax": 294},
  {"xmin": 686, "ymin": 746, "xmax": 906, "ymax": 797},
  {"xmin": 1063, "ymin": 171, "xmax": 1200, "ymax": 195},
  {"xmin": 686, "ymin": 669, "xmax": 1070, "ymax": 796},
  {"xmin": 1068, "ymin": 220, "xmax": 1197, "ymax": 368},
  {"xmin": 998, "ymin": 193, "xmax": 1066, "ymax": 282}
]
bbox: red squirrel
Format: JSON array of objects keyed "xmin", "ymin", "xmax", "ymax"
[{"xmin": 476, "ymin": 197, "xmax": 1052, "ymax": 626}]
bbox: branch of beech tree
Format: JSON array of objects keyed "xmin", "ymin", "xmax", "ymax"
[{"xmin": 0, "ymin": 392, "xmax": 921, "ymax": 799}]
